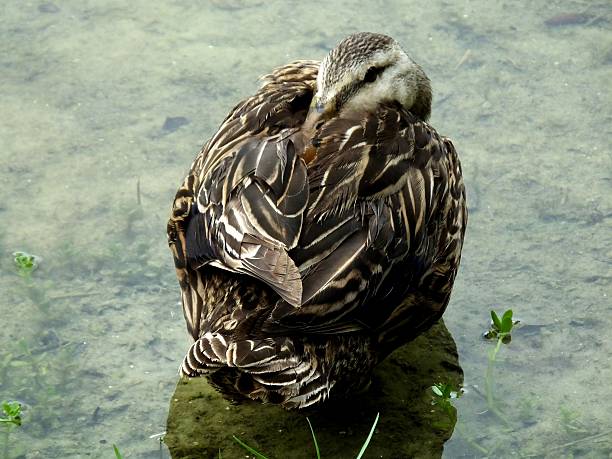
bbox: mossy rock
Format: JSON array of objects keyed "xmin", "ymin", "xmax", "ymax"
[{"xmin": 165, "ymin": 319, "xmax": 463, "ymax": 458}]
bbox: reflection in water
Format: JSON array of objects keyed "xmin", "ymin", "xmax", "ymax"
[{"xmin": 165, "ymin": 320, "xmax": 462, "ymax": 458}]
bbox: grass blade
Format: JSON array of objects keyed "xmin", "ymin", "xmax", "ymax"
[
  {"xmin": 232, "ymin": 435, "xmax": 270, "ymax": 459},
  {"xmin": 306, "ymin": 417, "xmax": 321, "ymax": 459},
  {"xmin": 113, "ymin": 444, "xmax": 124, "ymax": 459},
  {"xmin": 355, "ymin": 412, "xmax": 380, "ymax": 459}
]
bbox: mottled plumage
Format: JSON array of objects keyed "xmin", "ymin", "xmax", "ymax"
[{"xmin": 167, "ymin": 32, "xmax": 467, "ymax": 409}]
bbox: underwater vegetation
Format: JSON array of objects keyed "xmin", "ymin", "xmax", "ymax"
[
  {"xmin": 0, "ymin": 401, "xmax": 21, "ymax": 427},
  {"xmin": 484, "ymin": 309, "xmax": 517, "ymax": 343},
  {"xmin": 2, "ymin": 250, "xmax": 82, "ymax": 448},
  {"xmin": 12, "ymin": 252, "xmax": 39, "ymax": 278},
  {"xmin": 1, "ymin": 190, "xmax": 186, "ymax": 457},
  {"xmin": 431, "ymin": 382, "xmax": 462, "ymax": 418},
  {"xmin": 1, "ymin": 401, "xmax": 23, "ymax": 459},
  {"xmin": 483, "ymin": 309, "xmax": 518, "ymax": 424}
]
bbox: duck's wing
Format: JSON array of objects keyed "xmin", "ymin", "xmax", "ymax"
[
  {"xmin": 267, "ymin": 106, "xmax": 467, "ymax": 337},
  {"xmin": 168, "ymin": 61, "xmax": 319, "ymax": 339}
]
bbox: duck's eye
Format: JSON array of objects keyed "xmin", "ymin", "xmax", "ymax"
[{"xmin": 363, "ymin": 66, "xmax": 384, "ymax": 83}]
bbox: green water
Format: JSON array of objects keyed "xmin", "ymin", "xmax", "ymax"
[{"xmin": 1, "ymin": 1, "xmax": 610, "ymax": 457}]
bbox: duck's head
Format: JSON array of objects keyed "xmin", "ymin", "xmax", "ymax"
[{"xmin": 306, "ymin": 32, "xmax": 431, "ymax": 129}]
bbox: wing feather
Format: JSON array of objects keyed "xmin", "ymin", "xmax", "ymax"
[
  {"xmin": 168, "ymin": 61, "xmax": 319, "ymax": 329},
  {"xmin": 265, "ymin": 105, "xmax": 466, "ymax": 337}
]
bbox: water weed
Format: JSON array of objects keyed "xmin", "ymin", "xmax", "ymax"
[
  {"xmin": 484, "ymin": 309, "xmax": 517, "ymax": 343},
  {"xmin": 1, "ymin": 338, "xmax": 79, "ymax": 434},
  {"xmin": 484, "ymin": 309, "xmax": 517, "ymax": 423},
  {"xmin": 0, "ymin": 401, "xmax": 22, "ymax": 427},
  {"xmin": 1, "ymin": 401, "xmax": 23, "ymax": 459},
  {"xmin": 431, "ymin": 382, "xmax": 462, "ymax": 418},
  {"xmin": 12, "ymin": 252, "xmax": 39, "ymax": 278}
]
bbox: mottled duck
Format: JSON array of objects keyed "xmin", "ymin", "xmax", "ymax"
[{"xmin": 167, "ymin": 32, "xmax": 467, "ymax": 409}]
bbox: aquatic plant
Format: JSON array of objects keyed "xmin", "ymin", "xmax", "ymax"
[
  {"xmin": 484, "ymin": 309, "xmax": 515, "ymax": 343},
  {"xmin": 0, "ymin": 401, "xmax": 22, "ymax": 427},
  {"xmin": 431, "ymin": 382, "xmax": 462, "ymax": 417},
  {"xmin": 1, "ymin": 338, "xmax": 78, "ymax": 435},
  {"xmin": 12, "ymin": 251, "xmax": 39, "ymax": 278},
  {"xmin": 484, "ymin": 309, "xmax": 517, "ymax": 423},
  {"xmin": 232, "ymin": 412, "xmax": 380, "ymax": 459},
  {"xmin": 1, "ymin": 401, "xmax": 23, "ymax": 459},
  {"xmin": 559, "ymin": 406, "xmax": 589, "ymax": 437},
  {"xmin": 113, "ymin": 444, "xmax": 124, "ymax": 459},
  {"xmin": 11, "ymin": 250, "xmax": 54, "ymax": 316}
]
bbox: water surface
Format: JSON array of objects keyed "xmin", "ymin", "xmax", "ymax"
[{"xmin": 1, "ymin": 0, "xmax": 610, "ymax": 457}]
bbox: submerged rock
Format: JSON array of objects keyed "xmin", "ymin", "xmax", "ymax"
[
  {"xmin": 162, "ymin": 116, "xmax": 190, "ymax": 133},
  {"xmin": 38, "ymin": 2, "xmax": 60, "ymax": 13}
]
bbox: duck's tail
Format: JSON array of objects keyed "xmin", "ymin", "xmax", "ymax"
[{"xmin": 180, "ymin": 332, "xmax": 332, "ymax": 409}]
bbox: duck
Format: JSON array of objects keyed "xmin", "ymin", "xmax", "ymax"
[{"xmin": 167, "ymin": 32, "xmax": 467, "ymax": 409}]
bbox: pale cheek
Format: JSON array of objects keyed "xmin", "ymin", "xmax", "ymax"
[
  {"xmin": 395, "ymin": 84, "xmax": 410, "ymax": 108},
  {"xmin": 343, "ymin": 86, "xmax": 380, "ymax": 113}
]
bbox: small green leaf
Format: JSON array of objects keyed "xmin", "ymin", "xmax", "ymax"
[
  {"xmin": 432, "ymin": 386, "xmax": 443, "ymax": 397},
  {"xmin": 0, "ymin": 401, "xmax": 22, "ymax": 426},
  {"xmin": 12, "ymin": 251, "xmax": 39, "ymax": 277},
  {"xmin": 501, "ymin": 309, "xmax": 514, "ymax": 333},
  {"xmin": 113, "ymin": 444, "xmax": 124, "ymax": 459},
  {"xmin": 491, "ymin": 310, "xmax": 502, "ymax": 331}
]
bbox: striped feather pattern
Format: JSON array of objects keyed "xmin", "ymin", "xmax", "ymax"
[{"xmin": 167, "ymin": 58, "xmax": 466, "ymax": 408}]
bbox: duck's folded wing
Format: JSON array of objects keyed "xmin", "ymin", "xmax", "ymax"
[
  {"xmin": 185, "ymin": 137, "xmax": 309, "ymax": 307},
  {"xmin": 267, "ymin": 107, "xmax": 466, "ymax": 334},
  {"xmin": 168, "ymin": 61, "xmax": 319, "ymax": 338}
]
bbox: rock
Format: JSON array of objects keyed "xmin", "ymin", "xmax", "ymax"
[
  {"xmin": 165, "ymin": 320, "xmax": 463, "ymax": 458},
  {"xmin": 38, "ymin": 2, "xmax": 60, "ymax": 13},
  {"xmin": 162, "ymin": 116, "xmax": 190, "ymax": 133}
]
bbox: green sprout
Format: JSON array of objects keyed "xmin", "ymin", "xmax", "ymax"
[
  {"xmin": 484, "ymin": 309, "xmax": 518, "ymax": 423},
  {"xmin": 0, "ymin": 401, "xmax": 22, "ymax": 427},
  {"xmin": 1, "ymin": 401, "xmax": 23, "ymax": 459},
  {"xmin": 431, "ymin": 382, "xmax": 462, "ymax": 421},
  {"xmin": 484, "ymin": 309, "xmax": 517, "ymax": 343},
  {"xmin": 13, "ymin": 251, "xmax": 40, "ymax": 278},
  {"xmin": 232, "ymin": 412, "xmax": 380, "ymax": 459},
  {"xmin": 432, "ymin": 382, "xmax": 461, "ymax": 404}
]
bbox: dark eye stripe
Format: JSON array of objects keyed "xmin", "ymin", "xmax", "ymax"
[
  {"xmin": 335, "ymin": 64, "xmax": 390, "ymax": 111},
  {"xmin": 363, "ymin": 66, "xmax": 386, "ymax": 83}
]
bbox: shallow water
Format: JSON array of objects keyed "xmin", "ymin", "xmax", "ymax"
[{"xmin": 1, "ymin": 0, "xmax": 611, "ymax": 458}]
